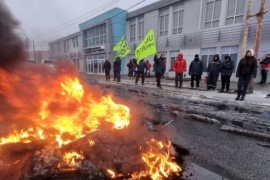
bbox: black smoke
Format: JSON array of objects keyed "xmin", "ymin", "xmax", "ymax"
[{"xmin": 0, "ymin": 1, "xmax": 26, "ymax": 69}]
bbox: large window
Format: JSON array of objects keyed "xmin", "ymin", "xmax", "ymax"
[
  {"xmin": 138, "ymin": 16, "xmax": 144, "ymax": 41},
  {"xmin": 201, "ymin": 48, "xmax": 216, "ymax": 72},
  {"xmin": 130, "ymin": 18, "xmax": 136, "ymax": 42},
  {"xmin": 226, "ymin": 0, "xmax": 245, "ymax": 25},
  {"xmin": 85, "ymin": 24, "xmax": 106, "ymax": 48},
  {"xmin": 86, "ymin": 54, "xmax": 106, "ymax": 74},
  {"xmin": 173, "ymin": 2, "xmax": 184, "ymax": 35},
  {"xmin": 72, "ymin": 37, "xmax": 78, "ymax": 48},
  {"xmin": 221, "ymin": 46, "xmax": 238, "ymax": 72},
  {"xmin": 159, "ymin": 7, "xmax": 169, "ymax": 37},
  {"xmin": 205, "ymin": 0, "xmax": 221, "ymax": 29},
  {"xmin": 170, "ymin": 51, "xmax": 178, "ymax": 71}
]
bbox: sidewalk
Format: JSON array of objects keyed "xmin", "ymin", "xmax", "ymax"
[{"xmin": 88, "ymin": 74, "xmax": 270, "ymax": 106}]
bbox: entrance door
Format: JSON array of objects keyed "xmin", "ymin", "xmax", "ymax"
[{"xmin": 86, "ymin": 54, "xmax": 106, "ymax": 74}]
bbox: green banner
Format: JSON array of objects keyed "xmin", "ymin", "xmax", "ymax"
[
  {"xmin": 135, "ymin": 29, "xmax": 157, "ymax": 63},
  {"xmin": 113, "ymin": 36, "xmax": 124, "ymax": 52},
  {"xmin": 117, "ymin": 40, "xmax": 131, "ymax": 58}
]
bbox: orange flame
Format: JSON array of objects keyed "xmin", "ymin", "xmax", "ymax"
[
  {"xmin": 0, "ymin": 74, "xmax": 130, "ymax": 147},
  {"xmin": 63, "ymin": 151, "xmax": 84, "ymax": 166},
  {"xmin": 131, "ymin": 139, "xmax": 182, "ymax": 180},
  {"xmin": 107, "ymin": 169, "xmax": 116, "ymax": 178}
]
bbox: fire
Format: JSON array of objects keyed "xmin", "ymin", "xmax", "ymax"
[
  {"xmin": 0, "ymin": 127, "xmax": 44, "ymax": 145},
  {"xmin": 107, "ymin": 169, "xmax": 116, "ymax": 178},
  {"xmin": 131, "ymin": 139, "xmax": 182, "ymax": 180},
  {"xmin": 0, "ymin": 71, "xmax": 130, "ymax": 147},
  {"xmin": 88, "ymin": 139, "xmax": 95, "ymax": 146},
  {"xmin": 63, "ymin": 151, "xmax": 84, "ymax": 166},
  {"xmin": 0, "ymin": 63, "xmax": 181, "ymax": 179}
]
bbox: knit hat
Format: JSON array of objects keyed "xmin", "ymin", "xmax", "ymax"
[
  {"xmin": 195, "ymin": 54, "xmax": 199, "ymax": 58},
  {"xmin": 247, "ymin": 49, "xmax": 254, "ymax": 56}
]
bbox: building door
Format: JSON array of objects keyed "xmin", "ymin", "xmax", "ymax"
[{"xmin": 86, "ymin": 54, "xmax": 106, "ymax": 74}]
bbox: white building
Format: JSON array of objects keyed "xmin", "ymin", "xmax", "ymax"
[
  {"xmin": 126, "ymin": 0, "xmax": 270, "ymax": 82},
  {"xmin": 49, "ymin": 32, "xmax": 84, "ymax": 72}
]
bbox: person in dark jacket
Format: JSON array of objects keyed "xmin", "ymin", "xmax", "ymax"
[
  {"xmin": 219, "ymin": 55, "xmax": 234, "ymax": 92},
  {"xmin": 160, "ymin": 53, "xmax": 166, "ymax": 78},
  {"xmin": 258, "ymin": 54, "xmax": 270, "ymax": 84},
  {"xmin": 154, "ymin": 54, "xmax": 165, "ymax": 89},
  {"xmin": 114, "ymin": 57, "xmax": 121, "ymax": 82},
  {"xmin": 189, "ymin": 54, "xmax": 203, "ymax": 88},
  {"xmin": 235, "ymin": 49, "xmax": 258, "ymax": 101},
  {"xmin": 207, "ymin": 54, "xmax": 221, "ymax": 90},
  {"xmin": 103, "ymin": 59, "xmax": 111, "ymax": 81},
  {"xmin": 127, "ymin": 59, "xmax": 134, "ymax": 78},
  {"xmin": 135, "ymin": 59, "xmax": 147, "ymax": 85}
]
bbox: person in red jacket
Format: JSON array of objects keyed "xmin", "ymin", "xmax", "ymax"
[{"xmin": 173, "ymin": 53, "xmax": 187, "ymax": 88}]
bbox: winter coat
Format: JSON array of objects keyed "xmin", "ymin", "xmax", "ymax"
[
  {"xmin": 207, "ymin": 60, "xmax": 221, "ymax": 75},
  {"xmin": 236, "ymin": 56, "xmax": 257, "ymax": 78},
  {"xmin": 154, "ymin": 55, "xmax": 165, "ymax": 74},
  {"xmin": 137, "ymin": 60, "xmax": 147, "ymax": 72},
  {"xmin": 221, "ymin": 60, "xmax": 234, "ymax": 76},
  {"xmin": 260, "ymin": 57, "xmax": 270, "ymax": 69},
  {"xmin": 189, "ymin": 58, "xmax": 203, "ymax": 76},
  {"xmin": 114, "ymin": 58, "xmax": 121, "ymax": 72},
  {"xmin": 103, "ymin": 61, "xmax": 111, "ymax": 71},
  {"xmin": 173, "ymin": 56, "xmax": 187, "ymax": 73},
  {"xmin": 127, "ymin": 62, "xmax": 134, "ymax": 70},
  {"xmin": 146, "ymin": 62, "xmax": 152, "ymax": 70}
]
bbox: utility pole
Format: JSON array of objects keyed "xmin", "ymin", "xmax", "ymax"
[
  {"xmin": 33, "ymin": 39, "xmax": 36, "ymax": 61},
  {"xmin": 241, "ymin": 0, "xmax": 252, "ymax": 58},
  {"xmin": 253, "ymin": 0, "xmax": 266, "ymax": 58}
]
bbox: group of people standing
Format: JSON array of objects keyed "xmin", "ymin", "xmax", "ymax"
[
  {"xmin": 102, "ymin": 57, "xmax": 121, "ymax": 82},
  {"xmin": 103, "ymin": 49, "xmax": 269, "ymax": 101}
]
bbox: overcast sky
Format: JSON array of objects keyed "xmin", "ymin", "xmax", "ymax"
[{"xmin": 3, "ymin": 0, "xmax": 159, "ymax": 50}]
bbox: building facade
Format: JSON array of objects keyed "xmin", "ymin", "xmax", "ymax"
[
  {"xmin": 126, "ymin": 0, "xmax": 270, "ymax": 82},
  {"xmin": 79, "ymin": 8, "xmax": 127, "ymax": 75},
  {"xmin": 49, "ymin": 32, "xmax": 84, "ymax": 72}
]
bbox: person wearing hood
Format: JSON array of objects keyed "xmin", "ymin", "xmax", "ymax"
[
  {"xmin": 235, "ymin": 49, "xmax": 258, "ymax": 101},
  {"xmin": 258, "ymin": 54, "xmax": 270, "ymax": 84},
  {"xmin": 135, "ymin": 59, "xmax": 147, "ymax": 85},
  {"xmin": 103, "ymin": 59, "xmax": 111, "ymax": 81},
  {"xmin": 189, "ymin": 54, "xmax": 203, "ymax": 88},
  {"xmin": 154, "ymin": 54, "xmax": 165, "ymax": 89},
  {"xmin": 173, "ymin": 53, "xmax": 187, "ymax": 88},
  {"xmin": 219, "ymin": 55, "xmax": 234, "ymax": 93},
  {"xmin": 206, "ymin": 54, "xmax": 221, "ymax": 90},
  {"xmin": 114, "ymin": 57, "xmax": 121, "ymax": 82}
]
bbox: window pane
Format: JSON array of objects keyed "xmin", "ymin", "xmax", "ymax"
[
  {"xmin": 173, "ymin": 12, "xmax": 179, "ymax": 29},
  {"xmin": 212, "ymin": 20, "xmax": 219, "ymax": 27},
  {"xmin": 160, "ymin": 16, "xmax": 165, "ymax": 31},
  {"xmin": 205, "ymin": 22, "xmax": 212, "ymax": 28},
  {"xmin": 208, "ymin": 54, "xmax": 214, "ymax": 64},
  {"xmin": 235, "ymin": 15, "xmax": 243, "ymax": 23},
  {"xmin": 213, "ymin": 0, "xmax": 221, "ymax": 19},
  {"xmin": 178, "ymin": 28, "xmax": 183, "ymax": 34},
  {"xmin": 165, "ymin": 14, "xmax": 169, "ymax": 30},
  {"xmin": 226, "ymin": 17, "xmax": 234, "ymax": 25},
  {"xmin": 236, "ymin": 0, "xmax": 245, "ymax": 15},
  {"xmin": 179, "ymin": 10, "xmax": 184, "ymax": 27},
  {"xmin": 229, "ymin": 54, "xmax": 238, "ymax": 72},
  {"xmin": 173, "ymin": 29, "xmax": 177, "ymax": 34},
  {"xmin": 206, "ymin": 2, "xmax": 213, "ymax": 21},
  {"xmin": 227, "ymin": 0, "xmax": 236, "ymax": 17},
  {"xmin": 170, "ymin": 57, "xmax": 176, "ymax": 71},
  {"xmin": 202, "ymin": 55, "xmax": 208, "ymax": 72}
]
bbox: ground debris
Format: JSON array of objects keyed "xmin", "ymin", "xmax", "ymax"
[
  {"xmin": 187, "ymin": 114, "xmax": 219, "ymax": 124},
  {"xmin": 220, "ymin": 125, "xmax": 270, "ymax": 141}
]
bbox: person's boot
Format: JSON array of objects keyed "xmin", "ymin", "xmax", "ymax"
[
  {"xmin": 235, "ymin": 94, "xmax": 241, "ymax": 101},
  {"xmin": 175, "ymin": 83, "xmax": 178, "ymax": 88},
  {"xmin": 179, "ymin": 83, "xmax": 182, "ymax": 88},
  {"xmin": 240, "ymin": 95, "xmax": 245, "ymax": 101}
]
